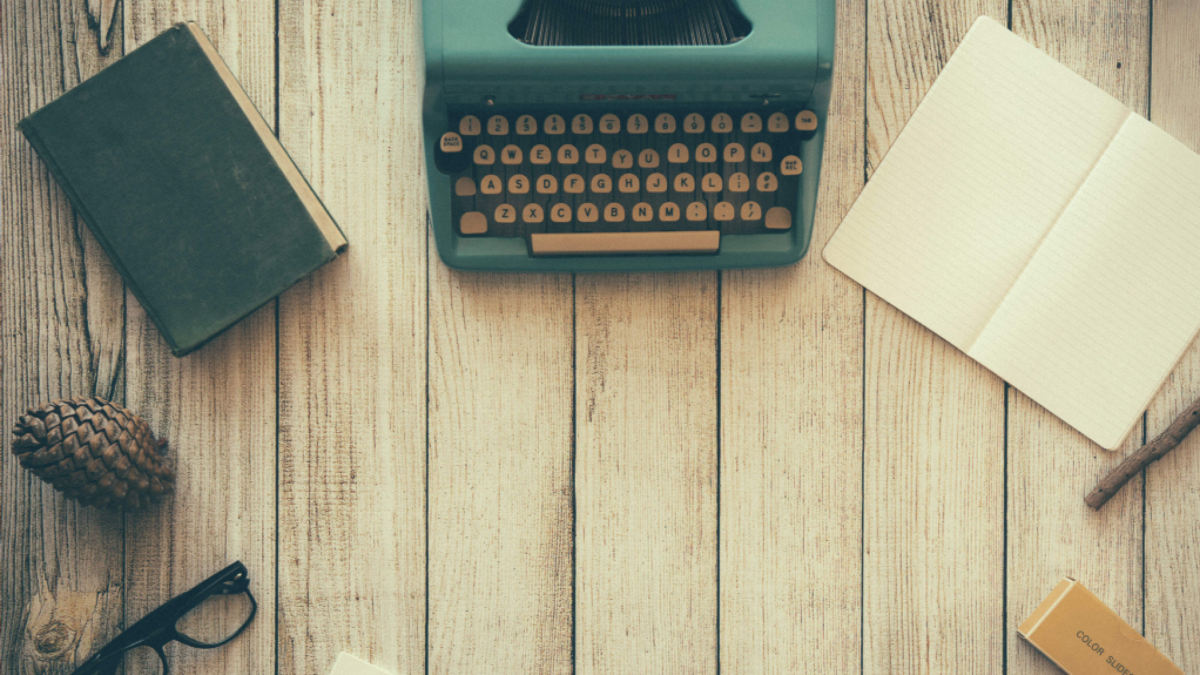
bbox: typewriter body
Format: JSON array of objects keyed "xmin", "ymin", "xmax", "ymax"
[{"xmin": 423, "ymin": 0, "xmax": 836, "ymax": 271}]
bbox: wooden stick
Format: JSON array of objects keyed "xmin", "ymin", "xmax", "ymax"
[{"xmin": 1086, "ymin": 396, "xmax": 1200, "ymax": 510}]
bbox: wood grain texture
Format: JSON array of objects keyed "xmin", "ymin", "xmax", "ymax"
[
  {"xmin": 1145, "ymin": 1, "xmax": 1200, "ymax": 670},
  {"xmin": 427, "ymin": 267, "xmax": 574, "ymax": 675},
  {"xmin": 575, "ymin": 273, "xmax": 717, "ymax": 675},
  {"xmin": 1005, "ymin": 3, "xmax": 1150, "ymax": 673},
  {"xmin": 1, "ymin": 2, "xmax": 126, "ymax": 674},
  {"xmin": 120, "ymin": 5, "xmax": 278, "ymax": 675},
  {"xmin": 862, "ymin": 3, "xmax": 1008, "ymax": 673},
  {"xmin": 717, "ymin": 0, "xmax": 865, "ymax": 671},
  {"xmin": 276, "ymin": 0, "xmax": 427, "ymax": 674}
]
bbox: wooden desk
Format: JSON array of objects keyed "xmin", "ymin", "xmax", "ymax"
[{"xmin": 3, "ymin": 1, "xmax": 1198, "ymax": 673}]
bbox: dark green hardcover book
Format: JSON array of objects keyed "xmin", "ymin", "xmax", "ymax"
[{"xmin": 19, "ymin": 22, "xmax": 347, "ymax": 357}]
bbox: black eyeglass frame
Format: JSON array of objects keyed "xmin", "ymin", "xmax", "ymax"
[{"xmin": 71, "ymin": 560, "xmax": 258, "ymax": 675}]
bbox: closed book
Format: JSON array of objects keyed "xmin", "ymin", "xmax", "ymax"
[{"xmin": 18, "ymin": 22, "xmax": 347, "ymax": 357}]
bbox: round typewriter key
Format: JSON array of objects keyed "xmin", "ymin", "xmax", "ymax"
[
  {"xmin": 795, "ymin": 110, "xmax": 818, "ymax": 131},
  {"xmin": 585, "ymin": 144, "xmax": 607, "ymax": 164},
  {"xmin": 668, "ymin": 143, "xmax": 690, "ymax": 163},
  {"xmin": 655, "ymin": 113, "xmax": 676, "ymax": 133},
  {"xmin": 523, "ymin": 203, "xmax": 544, "ymax": 223},
  {"xmin": 696, "ymin": 143, "xmax": 717, "ymax": 163},
  {"xmin": 757, "ymin": 172, "xmax": 778, "ymax": 192},
  {"xmin": 674, "ymin": 173, "xmax": 695, "ymax": 192},
  {"xmin": 564, "ymin": 174, "xmax": 586, "ymax": 193},
  {"xmin": 572, "ymin": 114, "xmax": 593, "ymax": 134},
  {"xmin": 684, "ymin": 113, "xmax": 705, "ymax": 133},
  {"xmin": 702, "ymin": 173, "xmax": 723, "ymax": 193},
  {"xmin": 488, "ymin": 115, "xmax": 509, "ymax": 135},
  {"xmin": 712, "ymin": 113, "xmax": 733, "ymax": 133},
  {"xmin": 495, "ymin": 204, "xmax": 516, "ymax": 223},
  {"xmin": 741, "ymin": 201, "xmax": 762, "ymax": 220},
  {"xmin": 612, "ymin": 150, "xmax": 633, "ymax": 169},
  {"xmin": 460, "ymin": 211, "xmax": 487, "ymax": 235},
  {"xmin": 439, "ymin": 132, "xmax": 463, "ymax": 152},
  {"xmin": 618, "ymin": 173, "xmax": 640, "ymax": 193},
  {"xmin": 551, "ymin": 203, "xmax": 572, "ymax": 223},
  {"xmin": 728, "ymin": 172, "xmax": 749, "ymax": 192},
  {"xmin": 659, "ymin": 202, "xmax": 681, "ymax": 221},
  {"xmin": 436, "ymin": 132, "xmax": 471, "ymax": 171},
  {"xmin": 751, "ymin": 142, "xmax": 773, "ymax": 163},
  {"xmin": 508, "ymin": 174, "xmax": 529, "ymax": 194},
  {"xmin": 627, "ymin": 114, "xmax": 648, "ymax": 134},
  {"xmin": 723, "ymin": 143, "xmax": 746, "ymax": 163},
  {"xmin": 557, "ymin": 144, "xmax": 579, "ymax": 164},
  {"xmin": 537, "ymin": 175, "xmax": 559, "ymax": 194},
  {"xmin": 577, "ymin": 203, "xmax": 599, "ymax": 223},
  {"xmin": 455, "ymin": 177, "xmax": 477, "ymax": 196},
  {"xmin": 645, "ymin": 173, "xmax": 668, "ymax": 193},
  {"xmin": 741, "ymin": 113, "xmax": 763, "ymax": 133},
  {"xmin": 638, "ymin": 149, "xmax": 660, "ymax": 169},
  {"xmin": 768, "ymin": 112, "xmax": 790, "ymax": 132},
  {"xmin": 474, "ymin": 145, "xmax": 495, "ymax": 165},
  {"xmin": 765, "ymin": 206, "xmax": 792, "ymax": 230},
  {"xmin": 599, "ymin": 114, "xmax": 621, "ymax": 134},
  {"xmin": 459, "ymin": 116, "xmax": 482, "ymax": 136},
  {"xmin": 604, "ymin": 203, "xmax": 625, "ymax": 222},
  {"xmin": 780, "ymin": 155, "xmax": 803, "ymax": 176},
  {"xmin": 500, "ymin": 145, "xmax": 523, "ymax": 165},
  {"xmin": 632, "ymin": 203, "xmax": 654, "ymax": 222},
  {"xmin": 714, "ymin": 202, "xmax": 735, "ymax": 221},
  {"xmin": 480, "ymin": 175, "xmax": 503, "ymax": 195},
  {"xmin": 591, "ymin": 174, "xmax": 612, "ymax": 193},
  {"xmin": 687, "ymin": 202, "xmax": 708, "ymax": 221},
  {"xmin": 544, "ymin": 114, "xmax": 566, "ymax": 135},
  {"xmin": 530, "ymin": 144, "xmax": 552, "ymax": 165},
  {"xmin": 516, "ymin": 115, "xmax": 537, "ymax": 135}
]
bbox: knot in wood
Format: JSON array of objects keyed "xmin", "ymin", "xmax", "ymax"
[{"xmin": 32, "ymin": 620, "xmax": 71, "ymax": 656}]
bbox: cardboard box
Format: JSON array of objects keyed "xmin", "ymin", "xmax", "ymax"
[{"xmin": 1019, "ymin": 578, "xmax": 1182, "ymax": 675}]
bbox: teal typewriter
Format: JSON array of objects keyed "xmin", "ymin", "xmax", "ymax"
[{"xmin": 422, "ymin": 0, "xmax": 836, "ymax": 271}]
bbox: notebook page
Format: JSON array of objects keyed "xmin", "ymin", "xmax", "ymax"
[
  {"xmin": 823, "ymin": 16, "xmax": 1129, "ymax": 349},
  {"xmin": 970, "ymin": 115, "xmax": 1200, "ymax": 449}
]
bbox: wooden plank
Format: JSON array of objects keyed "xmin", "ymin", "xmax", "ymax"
[
  {"xmin": 1005, "ymin": 3, "xmax": 1150, "ymax": 672},
  {"xmin": 862, "ymin": 3, "xmax": 1008, "ymax": 673},
  {"xmin": 1145, "ymin": 1, "xmax": 1200, "ymax": 669},
  {"xmin": 1, "ymin": 2, "xmax": 127, "ymax": 674},
  {"xmin": 575, "ymin": 273, "xmax": 718, "ymax": 675},
  {"xmin": 717, "ymin": 0, "xmax": 865, "ymax": 671},
  {"xmin": 119, "ymin": 4, "xmax": 278, "ymax": 675},
  {"xmin": 427, "ymin": 268, "xmax": 573, "ymax": 675},
  {"xmin": 276, "ymin": 0, "xmax": 427, "ymax": 673}
]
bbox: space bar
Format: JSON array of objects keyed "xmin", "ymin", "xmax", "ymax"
[{"xmin": 529, "ymin": 231, "xmax": 720, "ymax": 256}]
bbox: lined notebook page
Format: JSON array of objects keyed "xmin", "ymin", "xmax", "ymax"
[
  {"xmin": 823, "ymin": 16, "xmax": 1128, "ymax": 349},
  {"xmin": 971, "ymin": 116, "xmax": 1200, "ymax": 448},
  {"xmin": 824, "ymin": 15, "xmax": 1200, "ymax": 450}
]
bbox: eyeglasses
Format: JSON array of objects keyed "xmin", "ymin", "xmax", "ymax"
[{"xmin": 71, "ymin": 561, "xmax": 257, "ymax": 675}]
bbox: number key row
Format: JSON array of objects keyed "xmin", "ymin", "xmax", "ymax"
[{"xmin": 456, "ymin": 111, "xmax": 818, "ymax": 137}]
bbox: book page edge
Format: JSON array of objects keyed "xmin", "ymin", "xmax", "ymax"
[{"xmin": 184, "ymin": 22, "xmax": 348, "ymax": 253}]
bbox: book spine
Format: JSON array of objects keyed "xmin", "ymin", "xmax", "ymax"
[{"xmin": 17, "ymin": 117, "xmax": 184, "ymax": 355}]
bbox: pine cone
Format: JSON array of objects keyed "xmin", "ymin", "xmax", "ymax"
[{"xmin": 10, "ymin": 397, "xmax": 174, "ymax": 510}]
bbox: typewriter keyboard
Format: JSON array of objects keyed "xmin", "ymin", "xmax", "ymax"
[{"xmin": 434, "ymin": 109, "xmax": 817, "ymax": 255}]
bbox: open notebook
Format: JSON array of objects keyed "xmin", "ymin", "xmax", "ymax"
[{"xmin": 824, "ymin": 16, "xmax": 1200, "ymax": 450}]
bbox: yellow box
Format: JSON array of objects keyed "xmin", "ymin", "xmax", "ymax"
[{"xmin": 1019, "ymin": 578, "xmax": 1182, "ymax": 675}]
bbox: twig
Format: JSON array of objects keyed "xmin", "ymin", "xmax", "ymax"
[{"xmin": 1086, "ymin": 396, "xmax": 1200, "ymax": 510}]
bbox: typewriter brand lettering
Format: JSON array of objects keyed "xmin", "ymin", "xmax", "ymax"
[{"xmin": 580, "ymin": 94, "xmax": 677, "ymax": 101}]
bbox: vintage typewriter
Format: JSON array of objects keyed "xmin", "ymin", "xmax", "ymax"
[{"xmin": 422, "ymin": 0, "xmax": 836, "ymax": 271}]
